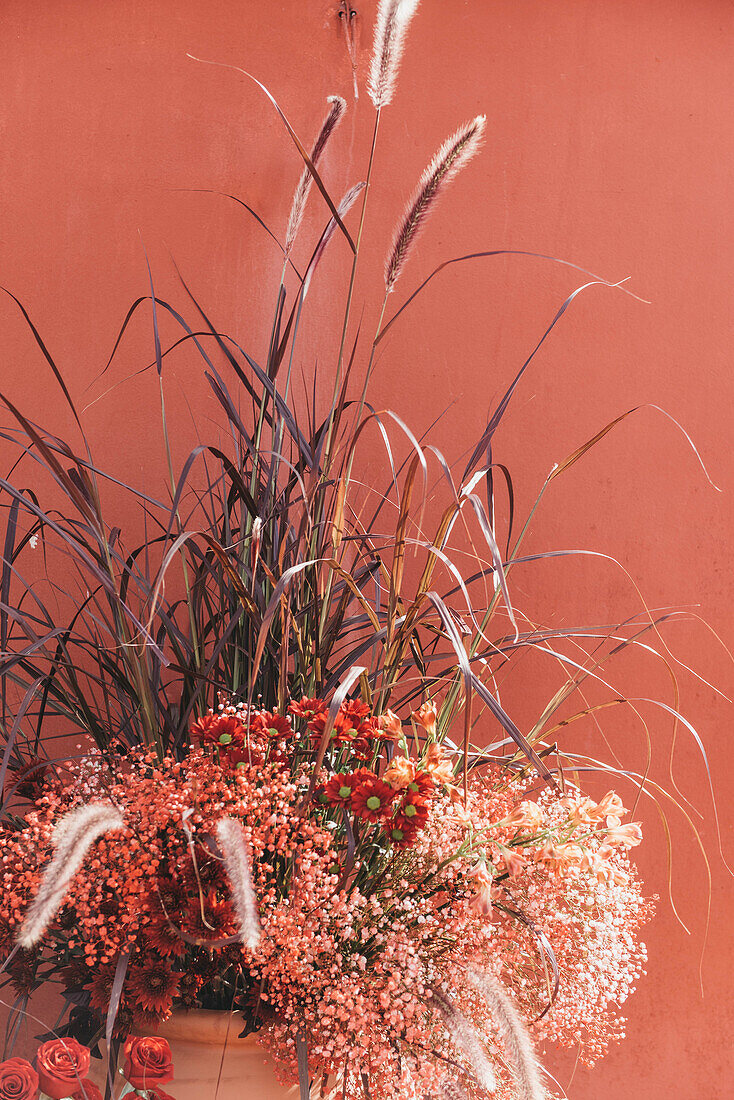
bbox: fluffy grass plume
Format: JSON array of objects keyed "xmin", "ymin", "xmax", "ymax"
[
  {"xmin": 385, "ymin": 114, "xmax": 486, "ymax": 292},
  {"xmin": 368, "ymin": 0, "xmax": 421, "ymax": 109},
  {"xmin": 440, "ymin": 1081, "xmax": 470, "ymax": 1100},
  {"xmin": 285, "ymin": 95, "xmax": 346, "ymax": 256},
  {"xmin": 302, "ymin": 181, "xmax": 366, "ymax": 295},
  {"xmin": 216, "ymin": 816, "xmax": 261, "ymax": 950},
  {"xmin": 430, "ymin": 986, "xmax": 497, "ymax": 1094},
  {"xmin": 18, "ymin": 802, "xmax": 124, "ymax": 948},
  {"xmin": 469, "ymin": 972, "xmax": 546, "ymax": 1100}
]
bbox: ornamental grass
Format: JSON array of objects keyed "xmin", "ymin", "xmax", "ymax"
[{"xmin": 0, "ymin": 1, "xmax": 717, "ymax": 1098}]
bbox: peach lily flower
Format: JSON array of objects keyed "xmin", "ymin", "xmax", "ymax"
[
  {"xmin": 412, "ymin": 701, "xmax": 437, "ymax": 737},
  {"xmin": 378, "ymin": 710, "xmax": 403, "ymax": 740},
  {"xmin": 603, "ymin": 822, "xmax": 643, "ymax": 849},
  {"xmin": 383, "ymin": 757, "xmax": 416, "ymax": 790}
]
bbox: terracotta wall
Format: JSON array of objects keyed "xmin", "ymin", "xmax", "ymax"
[{"xmin": 1, "ymin": 0, "xmax": 732, "ymax": 1095}]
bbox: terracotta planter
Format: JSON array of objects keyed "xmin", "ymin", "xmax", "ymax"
[
  {"xmin": 93, "ymin": 1010, "xmax": 299, "ymax": 1099},
  {"xmin": 148, "ymin": 1011, "xmax": 298, "ymax": 1100}
]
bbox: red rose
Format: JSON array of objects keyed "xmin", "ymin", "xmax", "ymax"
[
  {"xmin": 0, "ymin": 1057, "xmax": 39, "ymax": 1100},
  {"xmin": 123, "ymin": 1037, "xmax": 174, "ymax": 1090},
  {"xmin": 35, "ymin": 1040, "xmax": 90, "ymax": 1100},
  {"xmin": 70, "ymin": 1083, "xmax": 102, "ymax": 1100}
]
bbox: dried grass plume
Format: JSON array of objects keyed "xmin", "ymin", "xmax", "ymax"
[
  {"xmin": 368, "ymin": 0, "xmax": 421, "ymax": 109},
  {"xmin": 439, "ymin": 1081, "xmax": 470, "ymax": 1100},
  {"xmin": 285, "ymin": 95, "xmax": 346, "ymax": 256},
  {"xmin": 216, "ymin": 816, "xmax": 261, "ymax": 951},
  {"xmin": 302, "ymin": 180, "xmax": 366, "ymax": 296},
  {"xmin": 430, "ymin": 985, "xmax": 497, "ymax": 1094},
  {"xmin": 469, "ymin": 971, "xmax": 546, "ymax": 1100},
  {"xmin": 385, "ymin": 114, "xmax": 486, "ymax": 292},
  {"xmin": 18, "ymin": 802, "xmax": 124, "ymax": 948}
]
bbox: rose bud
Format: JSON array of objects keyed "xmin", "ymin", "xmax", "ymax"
[
  {"xmin": 123, "ymin": 1037, "xmax": 174, "ymax": 1091},
  {"xmin": 36, "ymin": 1039, "xmax": 90, "ymax": 1100},
  {"xmin": 0, "ymin": 1057, "xmax": 39, "ymax": 1100}
]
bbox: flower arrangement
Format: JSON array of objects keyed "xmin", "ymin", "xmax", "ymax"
[
  {"xmin": 0, "ymin": 1035, "xmax": 173, "ymax": 1100},
  {"xmin": 0, "ymin": 698, "xmax": 651, "ymax": 1098},
  {"xmin": 0, "ymin": 0, "xmax": 707, "ymax": 1098}
]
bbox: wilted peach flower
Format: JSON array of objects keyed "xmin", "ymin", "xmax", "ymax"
[
  {"xmin": 506, "ymin": 800, "xmax": 544, "ymax": 831},
  {"xmin": 501, "ymin": 848, "xmax": 527, "ymax": 877},
  {"xmin": 469, "ymin": 881, "xmax": 498, "ymax": 917},
  {"xmin": 466, "ymin": 861, "xmax": 492, "ymax": 887},
  {"xmin": 560, "ymin": 795, "xmax": 598, "ymax": 825},
  {"xmin": 466, "ymin": 861, "xmax": 498, "ymax": 916},
  {"xmin": 538, "ymin": 842, "xmax": 585, "ymax": 876},
  {"xmin": 450, "ymin": 800, "xmax": 473, "ymax": 827},
  {"xmin": 383, "ymin": 757, "xmax": 416, "ymax": 790},
  {"xmin": 581, "ymin": 849, "xmax": 632, "ymax": 886}
]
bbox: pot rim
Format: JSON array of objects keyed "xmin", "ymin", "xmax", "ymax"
[{"xmin": 155, "ymin": 1008, "xmax": 263, "ymax": 1046}]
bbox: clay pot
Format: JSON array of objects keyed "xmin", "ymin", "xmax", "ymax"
[
  {"xmin": 91, "ymin": 1010, "xmax": 298, "ymax": 1100},
  {"xmin": 150, "ymin": 1011, "xmax": 298, "ymax": 1100}
]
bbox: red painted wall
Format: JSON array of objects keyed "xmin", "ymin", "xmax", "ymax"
[{"xmin": 1, "ymin": 1, "xmax": 732, "ymax": 1095}]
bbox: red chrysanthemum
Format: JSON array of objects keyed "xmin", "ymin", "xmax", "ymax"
[
  {"xmin": 222, "ymin": 741, "xmax": 267, "ymax": 770},
  {"xmin": 398, "ymin": 789, "xmax": 429, "ymax": 829},
  {"xmin": 192, "ymin": 713, "xmax": 246, "ymax": 748},
  {"xmin": 10, "ymin": 755, "xmax": 56, "ymax": 801},
  {"xmin": 189, "ymin": 714, "xmax": 218, "ymax": 743},
  {"xmin": 7, "ymin": 948, "xmax": 40, "ymax": 996},
  {"xmin": 145, "ymin": 912, "xmax": 187, "ymax": 959},
  {"xmin": 251, "ymin": 711, "xmax": 292, "ymax": 740},
  {"xmin": 351, "ymin": 777, "xmax": 396, "ymax": 823},
  {"xmin": 86, "ymin": 964, "xmax": 117, "ymax": 1013},
  {"xmin": 386, "ymin": 818, "xmax": 420, "ymax": 848},
  {"xmin": 289, "ymin": 696, "xmax": 327, "ymax": 718},
  {"xmin": 127, "ymin": 957, "xmax": 180, "ymax": 1015},
  {"xmin": 307, "ymin": 711, "xmax": 338, "ymax": 740},
  {"xmin": 341, "ymin": 699, "xmax": 372, "ymax": 725},
  {"xmin": 321, "ymin": 773, "xmax": 362, "ymax": 808},
  {"xmin": 175, "ymin": 969, "xmax": 203, "ymax": 1009},
  {"xmin": 405, "ymin": 770, "xmax": 435, "ymax": 797},
  {"xmin": 151, "ymin": 877, "xmax": 189, "ymax": 918},
  {"xmin": 131, "ymin": 1007, "xmax": 166, "ymax": 1035},
  {"xmin": 308, "ymin": 709, "xmax": 369, "ymax": 746},
  {"xmin": 185, "ymin": 891, "xmax": 236, "ymax": 941},
  {"xmin": 349, "ymin": 736, "xmax": 375, "ymax": 761}
]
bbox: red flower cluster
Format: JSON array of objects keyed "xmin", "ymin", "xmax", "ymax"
[
  {"xmin": 318, "ymin": 762, "xmax": 435, "ymax": 848},
  {"xmin": 288, "ymin": 696, "xmax": 327, "ymax": 719},
  {"xmin": 307, "ymin": 698, "xmax": 382, "ymax": 760},
  {"xmin": 191, "ymin": 704, "xmax": 297, "ymax": 766}
]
